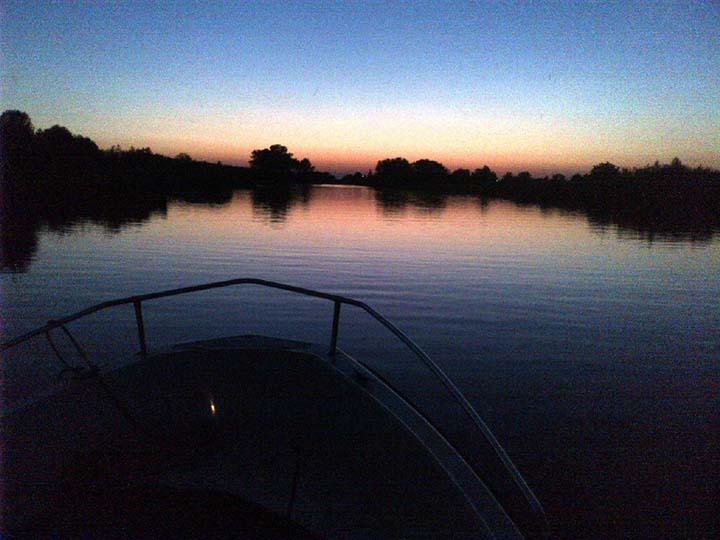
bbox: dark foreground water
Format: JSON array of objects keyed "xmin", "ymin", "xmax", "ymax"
[{"xmin": 2, "ymin": 185, "xmax": 718, "ymax": 539}]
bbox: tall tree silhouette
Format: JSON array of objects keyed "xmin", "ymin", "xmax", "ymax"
[
  {"xmin": 249, "ymin": 144, "xmax": 313, "ymax": 183},
  {"xmin": 0, "ymin": 110, "xmax": 35, "ymax": 177},
  {"xmin": 250, "ymin": 145, "xmax": 299, "ymax": 172}
]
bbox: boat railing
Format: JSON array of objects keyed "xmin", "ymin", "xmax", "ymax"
[{"xmin": 1, "ymin": 277, "xmax": 546, "ymax": 537}]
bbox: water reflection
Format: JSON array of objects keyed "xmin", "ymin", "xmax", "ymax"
[
  {"xmin": 0, "ymin": 186, "xmax": 169, "ymax": 272},
  {"xmin": 477, "ymin": 197, "xmax": 490, "ymax": 213},
  {"xmin": 0, "ymin": 194, "xmax": 40, "ymax": 272},
  {"xmin": 585, "ymin": 207, "xmax": 718, "ymax": 243},
  {"xmin": 2, "ymin": 178, "xmax": 718, "ymax": 273},
  {"xmin": 3, "ymin": 180, "xmax": 717, "ymax": 540},
  {"xmin": 413, "ymin": 190, "xmax": 447, "ymax": 214},
  {"xmin": 374, "ymin": 188, "xmax": 448, "ymax": 216},
  {"xmin": 250, "ymin": 184, "xmax": 311, "ymax": 224},
  {"xmin": 375, "ymin": 188, "xmax": 409, "ymax": 217},
  {"xmin": 171, "ymin": 189, "xmax": 234, "ymax": 207}
]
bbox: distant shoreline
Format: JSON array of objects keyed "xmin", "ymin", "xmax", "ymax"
[{"xmin": 2, "ymin": 109, "xmax": 719, "ymax": 232}]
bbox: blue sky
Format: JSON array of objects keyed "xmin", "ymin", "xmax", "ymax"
[{"xmin": 2, "ymin": 1, "xmax": 719, "ymax": 175}]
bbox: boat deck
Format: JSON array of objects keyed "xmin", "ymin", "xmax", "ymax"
[{"xmin": 3, "ymin": 335, "xmax": 503, "ymax": 539}]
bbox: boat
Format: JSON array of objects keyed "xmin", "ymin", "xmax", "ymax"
[{"xmin": 1, "ymin": 278, "xmax": 549, "ymax": 539}]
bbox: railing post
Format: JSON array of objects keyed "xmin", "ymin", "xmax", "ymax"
[
  {"xmin": 133, "ymin": 300, "xmax": 147, "ymax": 358},
  {"xmin": 329, "ymin": 300, "xmax": 341, "ymax": 359}
]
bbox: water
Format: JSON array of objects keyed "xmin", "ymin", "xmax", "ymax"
[{"xmin": 2, "ymin": 185, "xmax": 718, "ymax": 539}]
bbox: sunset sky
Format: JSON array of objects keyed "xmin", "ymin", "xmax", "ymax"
[{"xmin": 2, "ymin": 1, "xmax": 719, "ymax": 176}]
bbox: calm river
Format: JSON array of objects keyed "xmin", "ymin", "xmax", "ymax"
[{"xmin": 2, "ymin": 184, "xmax": 718, "ymax": 539}]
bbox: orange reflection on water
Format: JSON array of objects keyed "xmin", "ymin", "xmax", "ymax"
[{"xmin": 160, "ymin": 185, "xmax": 595, "ymax": 269}]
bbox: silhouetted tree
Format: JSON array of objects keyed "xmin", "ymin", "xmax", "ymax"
[
  {"xmin": 587, "ymin": 162, "xmax": 621, "ymax": 184},
  {"xmin": 0, "ymin": 110, "xmax": 35, "ymax": 177},
  {"xmin": 175, "ymin": 152, "xmax": 192, "ymax": 161},
  {"xmin": 250, "ymin": 144, "xmax": 299, "ymax": 172},
  {"xmin": 583, "ymin": 161, "xmax": 623, "ymax": 206},
  {"xmin": 249, "ymin": 144, "xmax": 316, "ymax": 184},
  {"xmin": 36, "ymin": 126, "xmax": 100, "ymax": 163},
  {"xmin": 35, "ymin": 124, "xmax": 73, "ymax": 147},
  {"xmin": 0, "ymin": 109, "xmax": 33, "ymax": 138},
  {"xmin": 517, "ymin": 171, "xmax": 532, "ymax": 182},
  {"xmin": 0, "ymin": 110, "xmax": 40, "ymax": 270},
  {"xmin": 472, "ymin": 166, "xmax": 498, "ymax": 190},
  {"xmin": 127, "ymin": 146, "xmax": 153, "ymax": 155},
  {"xmin": 411, "ymin": 159, "xmax": 448, "ymax": 185},
  {"xmin": 374, "ymin": 157, "xmax": 414, "ymax": 186},
  {"xmin": 298, "ymin": 158, "xmax": 314, "ymax": 174},
  {"xmin": 449, "ymin": 168, "xmax": 471, "ymax": 185},
  {"xmin": 296, "ymin": 157, "xmax": 316, "ymax": 182}
]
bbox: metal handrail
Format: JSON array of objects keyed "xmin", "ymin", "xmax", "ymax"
[
  {"xmin": 336, "ymin": 345, "xmax": 523, "ymax": 537},
  {"xmin": 1, "ymin": 277, "xmax": 546, "ymax": 534}
]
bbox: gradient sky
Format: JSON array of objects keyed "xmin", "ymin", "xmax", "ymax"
[{"xmin": 1, "ymin": 1, "xmax": 719, "ymax": 176}]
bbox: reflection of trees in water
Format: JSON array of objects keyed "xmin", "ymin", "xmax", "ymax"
[
  {"xmin": 0, "ymin": 179, "xmax": 316, "ymax": 273},
  {"xmin": 171, "ymin": 190, "xmax": 234, "ymax": 207},
  {"xmin": 44, "ymin": 193, "xmax": 169, "ymax": 235},
  {"xmin": 375, "ymin": 187, "xmax": 718, "ymax": 243},
  {"xmin": 250, "ymin": 184, "xmax": 311, "ymax": 224},
  {"xmin": 497, "ymin": 195, "xmax": 719, "ymax": 243},
  {"xmin": 476, "ymin": 197, "xmax": 490, "ymax": 214},
  {"xmin": 412, "ymin": 190, "xmax": 447, "ymax": 214},
  {"xmin": 584, "ymin": 206, "xmax": 718, "ymax": 243},
  {"xmin": 374, "ymin": 188, "xmax": 447, "ymax": 216},
  {"xmin": 0, "ymin": 191, "xmax": 41, "ymax": 273},
  {"xmin": 0, "ymin": 176, "xmax": 170, "ymax": 272},
  {"xmin": 3, "ymin": 175, "xmax": 717, "ymax": 274},
  {"xmin": 374, "ymin": 188, "xmax": 410, "ymax": 217},
  {"xmin": 375, "ymin": 188, "xmax": 448, "ymax": 217},
  {"xmin": 494, "ymin": 197, "xmax": 719, "ymax": 243}
]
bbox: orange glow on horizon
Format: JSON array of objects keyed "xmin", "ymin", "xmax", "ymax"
[
  {"xmin": 93, "ymin": 104, "xmax": 720, "ymax": 178},
  {"xmin": 125, "ymin": 141, "xmax": 720, "ymax": 178}
]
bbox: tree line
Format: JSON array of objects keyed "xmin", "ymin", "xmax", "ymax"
[
  {"xmin": 1, "ymin": 109, "xmax": 719, "ymax": 272},
  {"xmin": 0, "ymin": 110, "xmax": 331, "ymax": 272},
  {"xmin": 2, "ymin": 109, "xmax": 719, "ymax": 231},
  {"xmin": 357, "ymin": 156, "xmax": 719, "ymax": 205},
  {"xmin": 358, "ymin": 155, "xmax": 720, "ymax": 233},
  {"xmin": 0, "ymin": 111, "xmax": 335, "ymax": 198}
]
